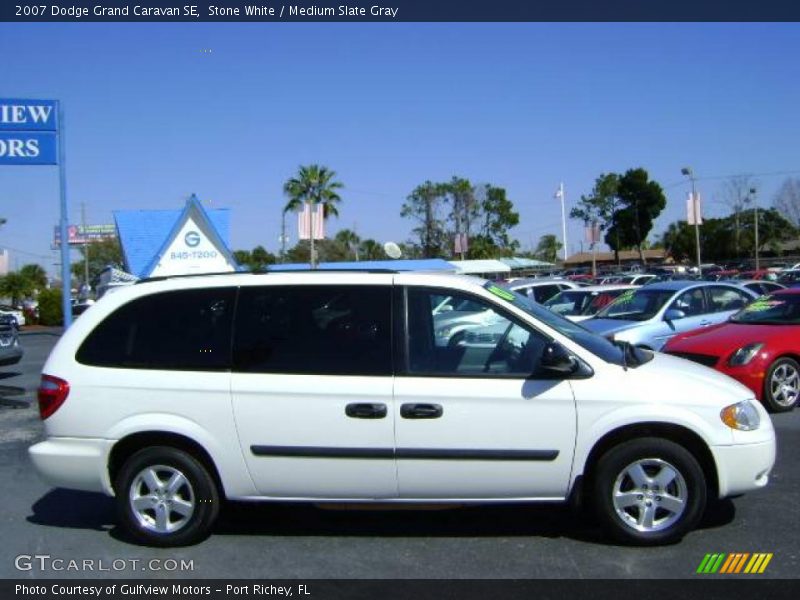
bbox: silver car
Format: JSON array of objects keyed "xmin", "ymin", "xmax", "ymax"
[{"xmin": 581, "ymin": 281, "xmax": 759, "ymax": 351}]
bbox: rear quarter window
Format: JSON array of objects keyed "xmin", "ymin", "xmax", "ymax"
[{"xmin": 76, "ymin": 288, "xmax": 236, "ymax": 371}]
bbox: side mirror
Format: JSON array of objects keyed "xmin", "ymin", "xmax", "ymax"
[
  {"xmin": 664, "ymin": 308, "xmax": 686, "ymax": 321},
  {"xmin": 540, "ymin": 341, "xmax": 578, "ymax": 375}
]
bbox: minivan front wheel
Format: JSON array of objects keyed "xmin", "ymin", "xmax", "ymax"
[
  {"xmin": 592, "ymin": 438, "xmax": 706, "ymax": 545},
  {"xmin": 115, "ymin": 447, "xmax": 219, "ymax": 546}
]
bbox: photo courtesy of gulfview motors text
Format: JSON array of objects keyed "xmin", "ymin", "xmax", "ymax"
[{"xmin": 15, "ymin": 584, "xmax": 309, "ymax": 596}]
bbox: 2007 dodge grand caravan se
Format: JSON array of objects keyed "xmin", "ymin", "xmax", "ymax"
[{"xmin": 30, "ymin": 271, "xmax": 776, "ymax": 546}]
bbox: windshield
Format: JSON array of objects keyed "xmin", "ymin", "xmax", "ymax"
[
  {"xmin": 543, "ymin": 290, "xmax": 590, "ymax": 315},
  {"xmin": 730, "ymin": 294, "xmax": 800, "ymax": 325},
  {"xmin": 484, "ymin": 282, "xmax": 652, "ymax": 367},
  {"xmin": 595, "ymin": 288, "xmax": 676, "ymax": 321}
]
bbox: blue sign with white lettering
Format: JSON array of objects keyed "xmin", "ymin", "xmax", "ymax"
[
  {"xmin": 0, "ymin": 99, "xmax": 57, "ymax": 132},
  {"xmin": 0, "ymin": 131, "xmax": 58, "ymax": 165},
  {"xmin": 0, "ymin": 98, "xmax": 58, "ymax": 165}
]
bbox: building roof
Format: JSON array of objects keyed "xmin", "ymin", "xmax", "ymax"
[
  {"xmin": 114, "ymin": 196, "xmax": 234, "ymax": 278},
  {"xmin": 448, "ymin": 259, "xmax": 511, "ymax": 274},
  {"xmin": 564, "ymin": 249, "xmax": 668, "ymax": 265},
  {"xmin": 498, "ymin": 257, "xmax": 554, "ymax": 269},
  {"xmin": 268, "ymin": 258, "xmax": 455, "ymax": 272}
]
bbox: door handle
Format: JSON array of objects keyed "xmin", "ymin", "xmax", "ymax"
[
  {"xmin": 400, "ymin": 403, "xmax": 443, "ymax": 419},
  {"xmin": 345, "ymin": 403, "xmax": 387, "ymax": 419},
  {"xmin": 700, "ymin": 320, "xmax": 712, "ymax": 327}
]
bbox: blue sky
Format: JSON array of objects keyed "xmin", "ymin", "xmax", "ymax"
[{"xmin": 1, "ymin": 23, "xmax": 799, "ymax": 273}]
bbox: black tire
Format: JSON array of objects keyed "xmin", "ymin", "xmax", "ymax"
[
  {"xmin": 591, "ymin": 438, "xmax": 706, "ymax": 546},
  {"xmin": 114, "ymin": 446, "xmax": 220, "ymax": 547},
  {"xmin": 763, "ymin": 357, "xmax": 800, "ymax": 413}
]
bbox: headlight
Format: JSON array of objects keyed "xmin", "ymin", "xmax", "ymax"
[
  {"xmin": 728, "ymin": 342, "xmax": 764, "ymax": 366},
  {"xmin": 436, "ymin": 327, "xmax": 452, "ymax": 338},
  {"xmin": 720, "ymin": 400, "xmax": 761, "ymax": 431}
]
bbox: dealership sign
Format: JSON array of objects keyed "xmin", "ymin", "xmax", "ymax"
[
  {"xmin": 53, "ymin": 224, "xmax": 117, "ymax": 247},
  {"xmin": 0, "ymin": 99, "xmax": 58, "ymax": 164}
]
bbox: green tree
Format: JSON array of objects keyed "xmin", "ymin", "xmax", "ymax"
[
  {"xmin": 659, "ymin": 208, "xmax": 798, "ymax": 262},
  {"xmin": 234, "ymin": 246, "xmax": 277, "ymax": 271},
  {"xmin": 282, "ymin": 164, "xmax": 344, "ymax": 218},
  {"xmin": 0, "ymin": 272, "xmax": 34, "ymax": 306},
  {"xmin": 19, "ymin": 264, "xmax": 48, "ymax": 290},
  {"xmin": 283, "ymin": 164, "xmax": 344, "ymax": 267},
  {"xmin": 474, "ymin": 184, "xmax": 520, "ymax": 256},
  {"xmin": 534, "ymin": 234, "xmax": 563, "ymax": 264},
  {"xmin": 37, "ymin": 288, "xmax": 63, "ymax": 326},
  {"xmin": 70, "ymin": 237, "xmax": 124, "ymax": 285},
  {"xmin": 401, "ymin": 181, "xmax": 449, "ymax": 258},
  {"xmin": 613, "ymin": 168, "xmax": 667, "ymax": 265},
  {"xmin": 359, "ymin": 239, "xmax": 385, "ymax": 260},
  {"xmin": 569, "ymin": 173, "xmax": 623, "ymax": 263},
  {"xmin": 334, "ymin": 229, "xmax": 362, "ymax": 260}
]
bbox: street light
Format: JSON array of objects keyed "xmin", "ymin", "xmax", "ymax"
[
  {"xmin": 745, "ymin": 187, "xmax": 759, "ymax": 270},
  {"xmin": 681, "ymin": 167, "xmax": 701, "ymax": 271}
]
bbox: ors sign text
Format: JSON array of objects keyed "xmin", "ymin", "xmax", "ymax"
[{"xmin": 0, "ymin": 99, "xmax": 58, "ymax": 165}]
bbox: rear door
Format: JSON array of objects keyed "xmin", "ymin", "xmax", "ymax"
[
  {"xmin": 230, "ymin": 280, "xmax": 397, "ymax": 499},
  {"xmin": 392, "ymin": 282, "xmax": 577, "ymax": 500}
]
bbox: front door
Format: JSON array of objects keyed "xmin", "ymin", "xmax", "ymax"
[
  {"xmin": 230, "ymin": 281, "xmax": 397, "ymax": 499},
  {"xmin": 393, "ymin": 284, "xmax": 577, "ymax": 500}
]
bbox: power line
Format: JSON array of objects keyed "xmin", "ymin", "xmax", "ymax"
[
  {"xmin": 663, "ymin": 169, "xmax": 800, "ymax": 190},
  {"xmin": 0, "ymin": 245, "xmax": 53, "ymax": 260}
]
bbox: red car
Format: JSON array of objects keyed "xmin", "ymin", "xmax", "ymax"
[{"xmin": 664, "ymin": 288, "xmax": 800, "ymax": 412}]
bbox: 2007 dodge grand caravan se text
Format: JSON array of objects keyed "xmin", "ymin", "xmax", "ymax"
[{"xmin": 29, "ymin": 271, "xmax": 776, "ymax": 546}]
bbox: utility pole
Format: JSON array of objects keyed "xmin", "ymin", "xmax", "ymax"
[
  {"xmin": 81, "ymin": 202, "xmax": 89, "ymax": 291},
  {"xmin": 279, "ymin": 209, "xmax": 288, "ymax": 262},
  {"xmin": 556, "ymin": 182, "xmax": 568, "ymax": 262},
  {"xmin": 682, "ymin": 167, "xmax": 702, "ymax": 271},
  {"xmin": 750, "ymin": 187, "xmax": 759, "ymax": 270}
]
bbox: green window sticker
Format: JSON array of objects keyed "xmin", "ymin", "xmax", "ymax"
[{"xmin": 487, "ymin": 284, "xmax": 515, "ymax": 302}]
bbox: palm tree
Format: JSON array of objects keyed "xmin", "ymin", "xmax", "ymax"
[
  {"xmin": 283, "ymin": 164, "xmax": 344, "ymax": 267},
  {"xmin": 19, "ymin": 264, "xmax": 48, "ymax": 290},
  {"xmin": 334, "ymin": 229, "xmax": 361, "ymax": 260},
  {"xmin": 0, "ymin": 272, "xmax": 35, "ymax": 306}
]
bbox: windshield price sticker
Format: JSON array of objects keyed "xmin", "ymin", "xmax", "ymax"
[{"xmin": 487, "ymin": 285, "xmax": 515, "ymax": 302}]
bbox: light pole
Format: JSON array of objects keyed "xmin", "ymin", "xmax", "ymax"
[
  {"xmin": 681, "ymin": 167, "xmax": 701, "ymax": 271},
  {"xmin": 746, "ymin": 187, "xmax": 759, "ymax": 270}
]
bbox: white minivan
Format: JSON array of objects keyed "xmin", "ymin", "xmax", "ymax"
[{"xmin": 30, "ymin": 271, "xmax": 775, "ymax": 547}]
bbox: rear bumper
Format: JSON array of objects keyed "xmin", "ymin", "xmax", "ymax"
[
  {"xmin": 29, "ymin": 437, "xmax": 115, "ymax": 496},
  {"xmin": 711, "ymin": 438, "xmax": 776, "ymax": 498}
]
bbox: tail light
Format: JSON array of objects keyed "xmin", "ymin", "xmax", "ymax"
[{"xmin": 38, "ymin": 375, "xmax": 70, "ymax": 420}]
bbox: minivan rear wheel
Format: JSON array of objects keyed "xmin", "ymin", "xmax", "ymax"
[
  {"xmin": 115, "ymin": 446, "xmax": 219, "ymax": 547},
  {"xmin": 592, "ymin": 438, "xmax": 706, "ymax": 545}
]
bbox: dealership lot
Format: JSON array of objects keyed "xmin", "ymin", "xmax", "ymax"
[{"xmin": 1, "ymin": 332, "xmax": 798, "ymax": 579}]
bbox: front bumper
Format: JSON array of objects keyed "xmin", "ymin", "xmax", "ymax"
[
  {"xmin": 711, "ymin": 438, "xmax": 776, "ymax": 498},
  {"xmin": 0, "ymin": 345, "xmax": 23, "ymax": 367},
  {"xmin": 29, "ymin": 437, "xmax": 115, "ymax": 496}
]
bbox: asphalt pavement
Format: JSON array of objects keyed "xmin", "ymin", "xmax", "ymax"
[{"xmin": 1, "ymin": 331, "xmax": 798, "ymax": 579}]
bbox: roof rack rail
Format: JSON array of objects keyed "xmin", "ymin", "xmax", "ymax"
[
  {"xmin": 136, "ymin": 268, "xmax": 401, "ymax": 284},
  {"xmin": 136, "ymin": 271, "xmax": 248, "ymax": 284}
]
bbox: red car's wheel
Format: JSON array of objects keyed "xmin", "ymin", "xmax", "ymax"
[{"xmin": 764, "ymin": 357, "xmax": 800, "ymax": 413}]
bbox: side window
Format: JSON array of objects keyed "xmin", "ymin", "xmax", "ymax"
[
  {"xmin": 670, "ymin": 288, "xmax": 706, "ymax": 317},
  {"xmin": 232, "ymin": 285, "xmax": 391, "ymax": 376},
  {"xmin": 76, "ymin": 288, "xmax": 236, "ymax": 371},
  {"xmin": 533, "ymin": 285, "xmax": 559, "ymax": 304},
  {"xmin": 407, "ymin": 288, "xmax": 549, "ymax": 377},
  {"xmin": 706, "ymin": 286, "xmax": 751, "ymax": 313}
]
